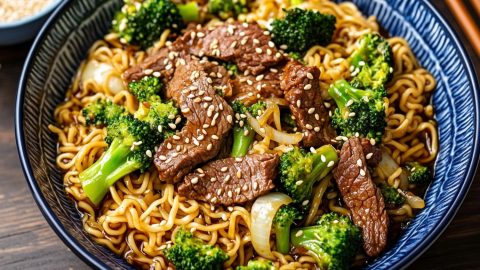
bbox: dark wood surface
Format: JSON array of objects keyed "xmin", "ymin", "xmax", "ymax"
[{"xmin": 0, "ymin": 2, "xmax": 479, "ymax": 269}]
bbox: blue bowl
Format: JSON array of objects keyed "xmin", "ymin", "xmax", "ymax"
[
  {"xmin": 15, "ymin": 0, "xmax": 480, "ymax": 269},
  {"xmin": 0, "ymin": 0, "xmax": 62, "ymax": 46}
]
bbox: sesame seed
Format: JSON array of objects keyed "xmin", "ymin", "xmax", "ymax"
[
  {"xmin": 280, "ymin": 44, "xmax": 288, "ymax": 50},
  {"xmin": 327, "ymin": 161, "xmax": 335, "ymax": 167},
  {"xmin": 159, "ymin": 155, "xmax": 167, "ymax": 161},
  {"xmin": 295, "ymin": 230, "xmax": 304, "ymax": 237},
  {"xmin": 253, "ymin": 182, "xmax": 258, "ymax": 190},
  {"xmin": 168, "ymin": 123, "xmax": 176, "ymax": 129},
  {"xmin": 167, "ymin": 143, "xmax": 172, "ymax": 149},
  {"xmin": 321, "ymin": 155, "xmax": 326, "ymax": 162},
  {"xmin": 144, "ymin": 69, "xmax": 153, "ymax": 75},
  {"xmin": 221, "ymin": 167, "xmax": 228, "ymax": 172},
  {"xmin": 227, "ymin": 115, "xmax": 233, "ymax": 123},
  {"xmin": 211, "ymin": 177, "xmax": 217, "ymax": 182},
  {"xmin": 181, "ymin": 107, "xmax": 190, "ymax": 113},
  {"xmin": 241, "ymin": 38, "xmax": 248, "ymax": 45},
  {"xmin": 306, "ymin": 124, "xmax": 313, "ymax": 130},
  {"xmin": 310, "ymin": 147, "xmax": 316, "ymax": 153},
  {"xmin": 194, "ymin": 97, "xmax": 202, "ymax": 103},
  {"xmin": 357, "ymin": 159, "xmax": 363, "ymax": 166},
  {"xmin": 158, "ymin": 125, "xmax": 163, "ymax": 133},
  {"xmin": 243, "ymin": 129, "xmax": 249, "ymax": 136},
  {"xmin": 348, "ymin": 112, "xmax": 356, "ymax": 117},
  {"xmin": 203, "ymin": 96, "xmax": 213, "ymax": 101},
  {"xmin": 314, "ymin": 127, "xmax": 320, "ymax": 132},
  {"xmin": 236, "ymin": 171, "xmax": 242, "ymax": 178},
  {"xmin": 225, "ymin": 175, "xmax": 231, "ymax": 182},
  {"xmin": 302, "ymin": 200, "xmax": 309, "ymax": 206},
  {"xmin": 173, "ymin": 135, "xmax": 180, "ymax": 140},
  {"xmin": 360, "ymin": 169, "xmax": 366, "ymax": 176},
  {"xmin": 255, "ymin": 48, "xmax": 263, "ymax": 54},
  {"xmin": 346, "ymin": 100, "xmax": 354, "ymax": 107},
  {"xmin": 153, "ymin": 71, "xmax": 161, "ymax": 77},
  {"xmin": 197, "ymin": 134, "xmax": 204, "ymax": 141},
  {"xmin": 217, "ymin": 189, "xmax": 223, "ymax": 195},
  {"xmin": 228, "ymin": 191, "xmax": 233, "ymax": 197},
  {"xmin": 296, "ymin": 100, "xmax": 301, "ymax": 107},
  {"xmin": 296, "ymin": 180, "xmax": 303, "ymax": 186},
  {"xmin": 212, "ymin": 135, "xmax": 219, "ymax": 140},
  {"xmin": 176, "ymin": 145, "xmax": 182, "ymax": 151},
  {"xmin": 307, "ymin": 72, "xmax": 314, "ymax": 79},
  {"xmin": 191, "ymin": 177, "xmax": 199, "ymax": 184},
  {"xmin": 366, "ymin": 153, "xmax": 373, "ymax": 159},
  {"xmin": 256, "ymin": 74, "xmax": 264, "ymax": 81},
  {"xmin": 185, "ymin": 137, "xmax": 190, "ymax": 143},
  {"xmin": 304, "ymin": 84, "xmax": 312, "ymax": 90},
  {"xmin": 165, "ymin": 64, "xmax": 172, "ymax": 70},
  {"xmin": 235, "ymin": 157, "xmax": 243, "ymax": 162},
  {"xmin": 171, "ymin": 152, "xmax": 178, "ymax": 158},
  {"xmin": 253, "ymin": 38, "xmax": 260, "ymax": 44},
  {"xmin": 146, "ymin": 150, "xmax": 152, "ymax": 157},
  {"xmin": 259, "ymin": 127, "xmax": 266, "ymax": 133},
  {"xmin": 268, "ymin": 41, "xmax": 275, "ymax": 47},
  {"xmin": 370, "ymin": 138, "xmax": 376, "ymax": 145},
  {"xmin": 197, "ymin": 32, "xmax": 205, "ymax": 37},
  {"xmin": 315, "ymin": 114, "xmax": 320, "ymax": 120},
  {"xmin": 308, "ymin": 108, "xmax": 315, "ymax": 114},
  {"xmin": 264, "ymin": 30, "xmax": 270, "ymax": 35}
]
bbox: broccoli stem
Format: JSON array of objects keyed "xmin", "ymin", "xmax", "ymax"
[
  {"xmin": 80, "ymin": 138, "xmax": 141, "ymax": 205},
  {"xmin": 307, "ymin": 145, "xmax": 338, "ymax": 183},
  {"xmin": 328, "ymin": 80, "xmax": 367, "ymax": 111},
  {"xmin": 231, "ymin": 125, "xmax": 255, "ymax": 157},
  {"xmin": 177, "ymin": 2, "xmax": 200, "ymax": 22}
]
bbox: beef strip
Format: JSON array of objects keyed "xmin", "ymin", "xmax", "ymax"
[
  {"xmin": 360, "ymin": 138, "xmax": 382, "ymax": 167},
  {"xmin": 153, "ymin": 59, "xmax": 234, "ymax": 183},
  {"xmin": 230, "ymin": 66, "xmax": 284, "ymax": 105},
  {"xmin": 333, "ymin": 137, "xmax": 388, "ymax": 257},
  {"xmin": 281, "ymin": 61, "xmax": 336, "ymax": 147},
  {"xmin": 178, "ymin": 153, "xmax": 279, "ymax": 205},
  {"xmin": 184, "ymin": 22, "xmax": 284, "ymax": 75}
]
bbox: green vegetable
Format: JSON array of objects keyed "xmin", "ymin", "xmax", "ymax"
[
  {"xmin": 349, "ymin": 33, "xmax": 393, "ymax": 90},
  {"xmin": 288, "ymin": 52, "xmax": 305, "ymax": 64},
  {"xmin": 128, "ymin": 76, "xmax": 181, "ymax": 139},
  {"xmin": 113, "ymin": 0, "xmax": 184, "ymax": 49},
  {"xmin": 278, "ymin": 145, "xmax": 338, "ymax": 206},
  {"xmin": 291, "ymin": 213, "xmax": 362, "ymax": 270},
  {"xmin": 207, "ymin": 0, "xmax": 249, "ymax": 20},
  {"xmin": 405, "ymin": 162, "xmax": 432, "ymax": 184},
  {"xmin": 280, "ymin": 110, "xmax": 296, "ymax": 129},
  {"xmin": 165, "ymin": 228, "xmax": 229, "ymax": 270},
  {"xmin": 271, "ymin": 8, "xmax": 336, "ymax": 53},
  {"xmin": 328, "ymin": 79, "xmax": 386, "ymax": 143},
  {"xmin": 379, "ymin": 184, "xmax": 405, "ymax": 207},
  {"xmin": 230, "ymin": 100, "xmax": 266, "ymax": 157},
  {"xmin": 80, "ymin": 101, "xmax": 162, "ymax": 205},
  {"xmin": 177, "ymin": 2, "xmax": 200, "ymax": 22},
  {"xmin": 237, "ymin": 259, "xmax": 276, "ymax": 270},
  {"xmin": 272, "ymin": 204, "xmax": 302, "ymax": 254}
]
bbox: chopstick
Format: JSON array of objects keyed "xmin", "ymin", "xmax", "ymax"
[{"xmin": 445, "ymin": 0, "xmax": 480, "ymax": 56}]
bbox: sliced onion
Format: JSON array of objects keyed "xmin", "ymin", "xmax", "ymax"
[
  {"xmin": 251, "ymin": 192, "xmax": 292, "ymax": 259},
  {"xmin": 403, "ymin": 192, "xmax": 425, "ymax": 209},
  {"xmin": 247, "ymin": 113, "xmax": 303, "ymax": 145},
  {"xmin": 82, "ymin": 60, "xmax": 125, "ymax": 94}
]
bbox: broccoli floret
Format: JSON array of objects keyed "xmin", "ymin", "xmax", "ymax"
[
  {"xmin": 237, "ymin": 259, "xmax": 276, "ymax": 270},
  {"xmin": 271, "ymin": 8, "xmax": 336, "ymax": 53},
  {"xmin": 165, "ymin": 228, "xmax": 229, "ymax": 270},
  {"xmin": 405, "ymin": 162, "xmax": 432, "ymax": 184},
  {"xmin": 379, "ymin": 184, "xmax": 405, "ymax": 207},
  {"xmin": 82, "ymin": 99, "xmax": 127, "ymax": 126},
  {"xmin": 208, "ymin": 0, "xmax": 249, "ymax": 20},
  {"xmin": 223, "ymin": 62, "xmax": 239, "ymax": 76},
  {"xmin": 230, "ymin": 100, "xmax": 266, "ymax": 157},
  {"xmin": 349, "ymin": 33, "xmax": 393, "ymax": 90},
  {"xmin": 113, "ymin": 0, "xmax": 184, "ymax": 49},
  {"xmin": 328, "ymin": 79, "xmax": 386, "ymax": 143},
  {"xmin": 128, "ymin": 76, "xmax": 181, "ymax": 138},
  {"xmin": 278, "ymin": 145, "xmax": 338, "ymax": 206},
  {"xmin": 272, "ymin": 204, "xmax": 302, "ymax": 254},
  {"xmin": 80, "ymin": 102, "xmax": 162, "ymax": 205},
  {"xmin": 280, "ymin": 110, "xmax": 296, "ymax": 129},
  {"xmin": 291, "ymin": 213, "xmax": 362, "ymax": 270}
]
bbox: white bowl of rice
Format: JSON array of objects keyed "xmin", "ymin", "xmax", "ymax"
[{"xmin": 0, "ymin": 0, "xmax": 62, "ymax": 46}]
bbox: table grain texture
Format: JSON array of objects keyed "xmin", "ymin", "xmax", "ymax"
[{"xmin": 1, "ymin": 1, "xmax": 479, "ymax": 269}]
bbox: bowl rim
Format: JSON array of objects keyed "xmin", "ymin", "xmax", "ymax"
[
  {"xmin": 0, "ymin": 0, "xmax": 62, "ymax": 28},
  {"xmin": 14, "ymin": 0, "xmax": 480, "ymax": 269}
]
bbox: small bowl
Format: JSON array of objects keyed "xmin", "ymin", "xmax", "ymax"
[{"xmin": 0, "ymin": 0, "xmax": 62, "ymax": 46}]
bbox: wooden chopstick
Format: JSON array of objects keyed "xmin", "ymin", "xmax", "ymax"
[
  {"xmin": 470, "ymin": 0, "xmax": 480, "ymax": 18},
  {"xmin": 446, "ymin": 0, "xmax": 480, "ymax": 56}
]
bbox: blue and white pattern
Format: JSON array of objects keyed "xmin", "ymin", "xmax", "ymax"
[{"xmin": 15, "ymin": 0, "xmax": 480, "ymax": 269}]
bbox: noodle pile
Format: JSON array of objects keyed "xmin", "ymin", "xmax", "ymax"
[{"xmin": 49, "ymin": 1, "xmax": 438, "ymax": 269}]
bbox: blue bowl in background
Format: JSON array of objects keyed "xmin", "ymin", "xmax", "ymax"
[
  {"xmin": 0, "ymin": 0, "xmax": 62, "ymax": 46},
  {"xmin": 15, "ymin": 0, "xmax": 480, "ymax": 269}
]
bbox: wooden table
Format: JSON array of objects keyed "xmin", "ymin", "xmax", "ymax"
[{"xmin": 1, "ymin": 2, "xmax": 479, "ymax": 269}]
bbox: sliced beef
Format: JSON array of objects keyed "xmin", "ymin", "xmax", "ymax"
[
  {"xmin": 178, "ymin": 154, "xmax": 279, "ymax": 205},
  {"xmin": 230, "ymin": 66, "xmax": 283, "ymax": 105},
  {"xmin": 154, "ymin": 59, "xmax": 234, "ymax": 183},
  {"xmin": 281, "ymin": 61, "xmax": 335, "ymax": 147},
  {"xmin": 333, "ymin": 137, "xmax": 388, "ymax": 257},
  {"xmin": 184, "ymin": 22, "xmax": 284, "ymax": 75},
  {"xmin": 360, "ymin": 138, "xmax": 382, "ymax": 167}
]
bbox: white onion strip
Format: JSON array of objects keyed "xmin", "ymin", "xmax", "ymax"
[
  {"xmin": 247, "ymin": 113, "xmax": 303, "ymax": 145},
  {"xmin": 251, "ymin": 193, "xmax": 292, "ymax": 259}
]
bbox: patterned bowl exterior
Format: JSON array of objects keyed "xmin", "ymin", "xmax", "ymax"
[{"xmin": 15, "ymin": 0, "xmax": 480, "ymax": 269}]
